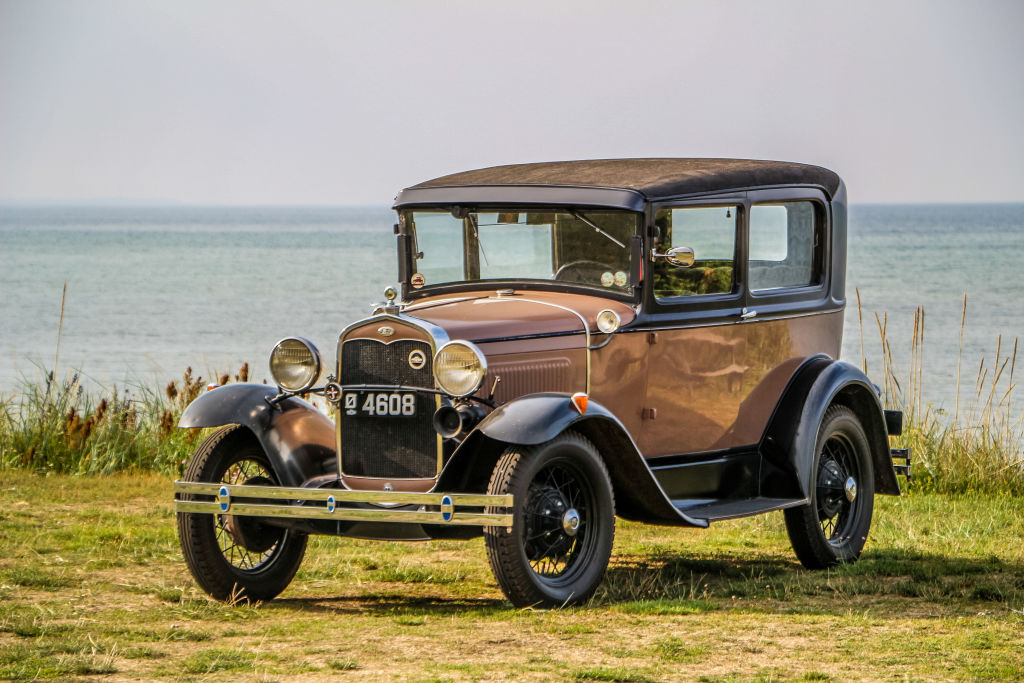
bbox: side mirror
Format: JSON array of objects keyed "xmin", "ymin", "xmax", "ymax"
[{"xmin": 652, "ymin": 246, "xmax": 695, "ymax": 268}]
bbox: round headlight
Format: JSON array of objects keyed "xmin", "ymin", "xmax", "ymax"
[
  {"xmin": 433, "ymin": 341, "xmax": 487, "ymax": 397},
  {"xmin": 596, "ymin": 309, "xmax": 621, "ymax": 334},
  {"xmin": 269, "ymin": 337, "xmax": 321, "ymax": 392}
]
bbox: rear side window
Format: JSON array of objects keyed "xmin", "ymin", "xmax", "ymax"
[{"xmin": 749, "ymin": 201, "xmax": 821, "ymax": 291}]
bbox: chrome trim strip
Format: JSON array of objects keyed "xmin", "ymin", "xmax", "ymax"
[
  {"xmin": 633, "ymin": 307, "xmax": 844, "ymax": 333},
  {"xmin": 481, "ymin": 297, "xmax": 592, "ymax": 395},
  {"xmin": 176, "ymin": 501, "xmax": 512, "ymax": 527},
  {"xmin": 175, "ymin": 481, "xmax": 511, "ymax": 507},
  {"xmin": 338, "ymin": 313, "xmax": 451, "ymax": 349},
  {"xmin": 174, "ymin": 481, "xmax": 513, "ymax": 527},
  {"xmin": 342, "ymin": 336, "xmax": 436, "ymax": 346}
]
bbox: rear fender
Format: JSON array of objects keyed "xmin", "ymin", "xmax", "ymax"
[
  {"xmin": 761, "ymin": 360, "xmax": 900, "ymax": 498},
  {"xmin": 179, "ymin": 384, "xmax": 337, "ymax": 486},
  {"xmin": 443, "ymin": 393, "xmax": 708, "ymax": 527}
]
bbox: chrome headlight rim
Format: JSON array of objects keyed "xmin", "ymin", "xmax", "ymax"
[
  {"xmin": 433, "ymin": 340, "xmax": 488, "ymax": 398},
  {"xmin": 269, "ymin": 336, "xmax": 322, "ymax": 393}
]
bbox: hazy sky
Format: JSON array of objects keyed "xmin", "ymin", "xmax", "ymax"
[{"xmin": 2, "ymin": 0, "xmax": 1022, "ymax": 204}]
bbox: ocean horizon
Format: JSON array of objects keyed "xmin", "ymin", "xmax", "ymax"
[{"xmin": 2, "ymin": 202, "xmax": 1022, "ymax": 416}]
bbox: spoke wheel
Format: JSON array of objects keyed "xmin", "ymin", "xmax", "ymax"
[
  {"xmin": 785, "ymin": 405, "xmax": 875, "ymax": 569},
  {"xmin": 485, "ymin": 431, "xmax": 614, "ymax": 607},
  {"xmin": 177, "ymin": 425, "xmax": 307, "ymax": 602}
]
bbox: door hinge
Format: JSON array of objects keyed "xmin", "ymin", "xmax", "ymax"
[
  {"xmin": 641, "ymin": 407, "xmax": 657, "ymax": 420},
  {"xmin": 647, "ymin": 332, "xmax": 658, "ymax": 345}
]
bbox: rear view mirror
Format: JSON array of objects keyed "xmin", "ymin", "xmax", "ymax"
[{"xmin": 653, "ymin": 246, "xmax": 695, "ymax": 268}]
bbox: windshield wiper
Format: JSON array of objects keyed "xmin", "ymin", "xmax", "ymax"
[{"xmin": 570, "ymin": 211, "xmax": 626, "ymax": 249}]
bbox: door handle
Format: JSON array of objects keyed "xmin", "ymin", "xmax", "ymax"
[{"xmin": 740, "ymin": 308, "xmax": 757, "ymax": 320}]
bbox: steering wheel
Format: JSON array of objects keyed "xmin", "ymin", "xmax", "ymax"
[{"xmin": 554, "ymin": 260, "xmax": 616, "ymax": 283}]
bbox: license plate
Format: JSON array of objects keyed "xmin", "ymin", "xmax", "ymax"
[{"xmin": 344, "ymin": 392, "xmax": 417, "ymax": 418}]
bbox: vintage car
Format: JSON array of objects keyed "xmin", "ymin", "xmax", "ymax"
[{"xmin": 174, "ymin": 158, "xmax": 910, "ymax": 607}]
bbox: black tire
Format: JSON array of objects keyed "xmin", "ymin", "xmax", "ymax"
[
  {"xmin": 177, "ymin": 425, "xmax": 307, "ymax": 602},
  {"xmin": 784, "ymin": 405, "xmax": 875, "ymax": 569},
  {"xmin": 484, "ymin": 431, "xmax": 615, "ymax": 607}
]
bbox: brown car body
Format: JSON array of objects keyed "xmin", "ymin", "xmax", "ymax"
[{"xmin": 174, "ymin": 159, "xmax": 908, "ymax": 607}]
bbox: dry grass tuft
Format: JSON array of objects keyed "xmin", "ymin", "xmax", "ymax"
[{"xmin": 860, "ymin": 291, "xmax": 1024, "ymax": 494}]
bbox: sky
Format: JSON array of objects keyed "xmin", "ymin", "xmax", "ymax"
[{"xmin": 1, "ymin": 0, "xmax": 1022, "ymax": 205}]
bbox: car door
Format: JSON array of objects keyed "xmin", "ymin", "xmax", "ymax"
[
  {"xmin": 638, "ymin": 200, "xmax": 749, "ymax": 459},
  {"xmin": 639, "ymin": 190, "xmax": 839, "ymax": 480}
]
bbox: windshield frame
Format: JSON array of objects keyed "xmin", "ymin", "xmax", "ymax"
[{"xmin": 396, "ymin": 206, "xmax": 643, "ymax": 302}]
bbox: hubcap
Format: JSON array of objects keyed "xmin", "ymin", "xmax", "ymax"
[
  {"xmin": 562, "ymin": 508, "xmax": 581, "ymax": 536},
  {"xmin": 844, "ymin": 476, "xmax": 858, "ymax": 502}
]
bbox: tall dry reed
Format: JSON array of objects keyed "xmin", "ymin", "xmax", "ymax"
[
  {"xmin": 0, "ymin": 363, "xmax": 249, "ymax": 475},
  {"xmin": 861, "ymin": 291, "xmax": 1024, "ymax": 494}
]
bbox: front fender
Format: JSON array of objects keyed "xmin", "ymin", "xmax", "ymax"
[
  {"xmin": 179, "ymin": 384, "xmax": 336, "ymax": 487},
  {"xmin": 476, "ymin": 392, "xmax": 609, "ymax": 445},
  {"xmin": 468, "ymin": 393, "xmax": 708, "ymax": 528}
]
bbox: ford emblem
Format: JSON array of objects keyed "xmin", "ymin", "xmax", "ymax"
[
  {"xmin": 408, "ymin": 349, "xmax": 427, "ymax": 370},
  {"xmin": 378, "ymin": 326, "xmax": 394, "ymax": 337}
]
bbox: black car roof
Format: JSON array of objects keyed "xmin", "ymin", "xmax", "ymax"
[{"xmin": 396, "ymin": 158, "xmax": 841, "ymax": 210}]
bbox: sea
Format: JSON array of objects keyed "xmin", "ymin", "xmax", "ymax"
[{"xmin": 1, "ymin": 203, "xmax": 1022, "ymax": 416}]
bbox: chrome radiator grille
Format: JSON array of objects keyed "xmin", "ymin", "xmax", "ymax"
[{"xmin": 340, "ymin": 338, "xmax": 438, "ymax": 479}]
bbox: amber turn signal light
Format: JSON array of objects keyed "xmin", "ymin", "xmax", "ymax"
[{"xmin": 570, "ymin": 392, "xmax": 588, "ymax": 414}]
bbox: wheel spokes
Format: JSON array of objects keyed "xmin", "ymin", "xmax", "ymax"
[
  {"xmin": 214, "ymin": 458, "xmax": 283, "ymax": 572},
  {"xmin": 523, "ymin": 463, "xmax": 591, "ymax": 579},
  {"xmin": 816, "ymin": 435, "xmax": 859, "ymax": 543}
]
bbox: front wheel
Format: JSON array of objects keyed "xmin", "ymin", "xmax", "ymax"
[
  {"xmin": 484, "ymin": 431, "xmax": 615, "ymax": 607},
  {"xmin": 784, "ymin": 405, "xmax": 875, "ymax": 568},
  {"xmin": 177, "ymin": 425, "xmax": 307, "ymax": 602}
]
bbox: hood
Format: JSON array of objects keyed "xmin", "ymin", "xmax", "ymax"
[{"xmin": 401, "ymin": 290, "xmax": 636, "ymax": 343}]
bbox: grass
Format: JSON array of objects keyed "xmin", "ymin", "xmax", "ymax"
[{"xmin": 0, "ymin": 472, "xmax": 1021, "ymax": 681}]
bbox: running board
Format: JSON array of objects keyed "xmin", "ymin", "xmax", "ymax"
[{"xmin": 674, "ymin": 497, "xmax": 806, "ymax": 523}]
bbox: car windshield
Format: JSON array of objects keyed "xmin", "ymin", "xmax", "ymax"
[{"xmin": 403, "ymin": 209, "xmax": 639, "ymax": 293}]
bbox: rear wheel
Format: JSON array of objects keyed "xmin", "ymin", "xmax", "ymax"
[
  {"xmin": 484, "ymin": 431, "xmax": 615, "ymax": 607},
  {"xmin": 177, "ymin": 425, "xmax": 307, "ymax": 602},
  {"xmin": 784, "ymin": 405, "xmax": 874, "ymax": 568}
]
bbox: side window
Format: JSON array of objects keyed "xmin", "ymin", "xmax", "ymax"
[
  {"xmin": 653, "ymin": 206, "xmax": 738, "ymax": 300},
  {"xmin": 749, "ymin": 202, "xmax": 821, "ymax": 291}
]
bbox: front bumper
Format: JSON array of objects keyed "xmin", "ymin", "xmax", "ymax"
[{"xmin": 173, "ymin": 481, "xmax": 513, "ymax": 528}]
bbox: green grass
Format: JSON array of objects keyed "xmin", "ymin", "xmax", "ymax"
[{"xmin": 0, "ymin": 472, "xmax": 1021, "ymax": 680}]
